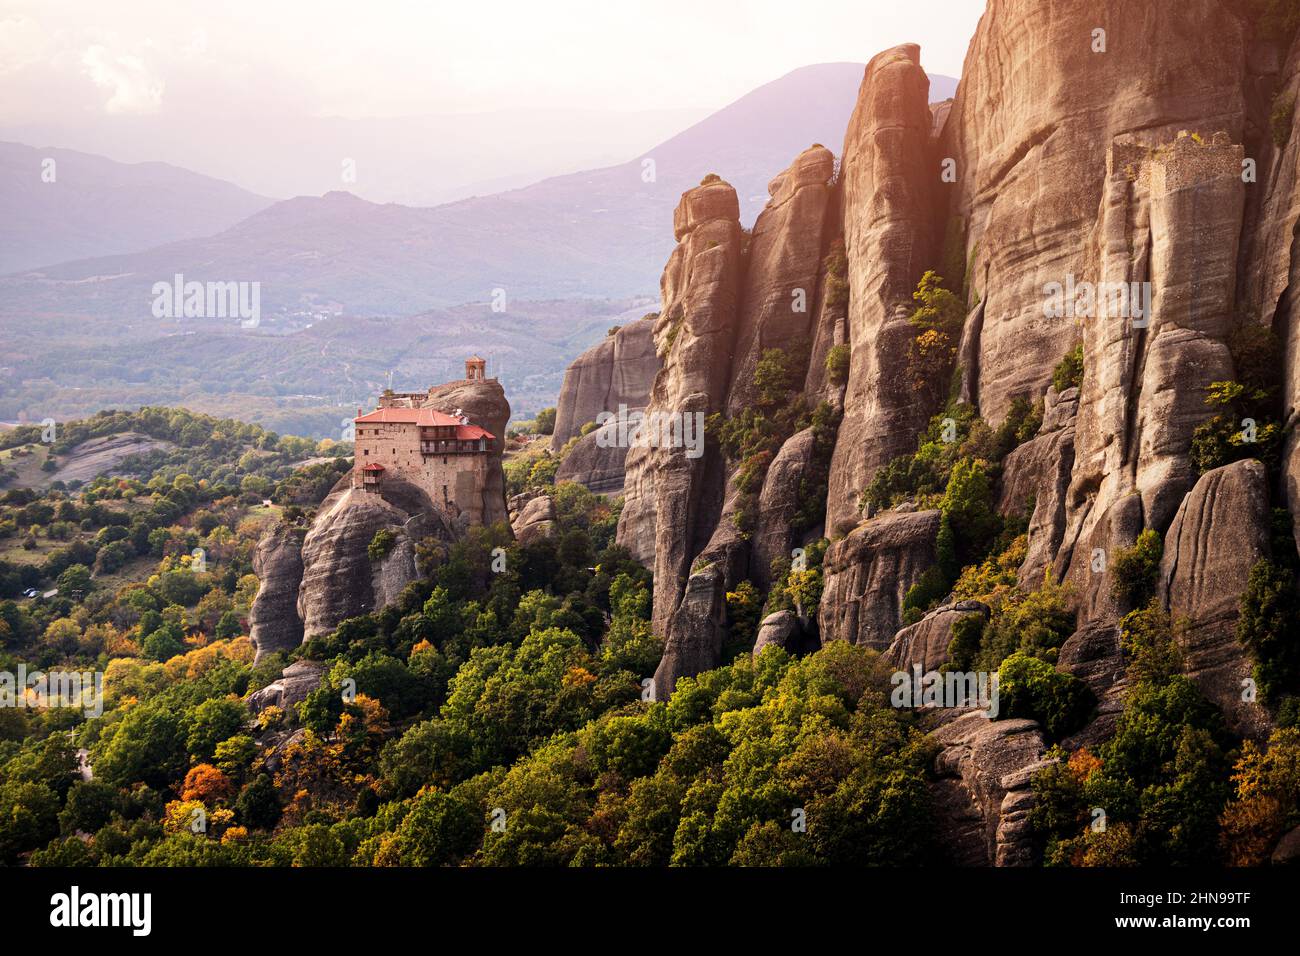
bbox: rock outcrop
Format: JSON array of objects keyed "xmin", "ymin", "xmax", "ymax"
[
  {"xmin": 753, "ymin": 610, "xmax": 802, "ymax": 656},
  {"xmin": 510, "ymin": 493, "xmax": 556, "ymax": 544},
  {"xmin": 618, "ymin": 177, "xmax": 745, "ymax": 694},
  {"xmin": 247, "ymin": 660, "xmax": 326, "ymax": 714},
  {"xmin": 818, "ymin": 509, "xmax": 940, "ymax": 649},
  {"xmin": 426, "ymin": 377, "xmax": 511, "ymax": 528},
  {"xmin": 885, "ymin": 600, "xmax": 989, "ymax": 673},
  {"xmin": 825, "ymin": 44, "xmax": 939, "ymax": 534},
  {"xmin": 461, "ymin": 5, "xmax": 1300, "ymax": 865},
  {"xmin": 945, "ymin": 0, "xmax": 1249, "ymax": 424},
  {"xmin": 930, "ymin": 712, "xmax": 1050, "ymax": 866},
  {"xmin": 750, "ymin": 427, "xmax": 818, "ymax": 589},
  {"xmin": 998, "ymin": 385, "xmax": 1078, "ymax": 588},
  {"xmin": 247, "ymin": 523, "xmax": 306, "ymax": 663},
  {"xmin": 297, "ymin": 487, "xmax": 423, "ymax": 640},
  {"xmin": 725, "ymin": 145, "xmax": 834, "ymax": 413},
  {"xmin": 551, "ymin": 317, "xmax": 659, "ymax": 451},
  {"xmin": 1052, "ymin": 132, "xmax": 1246, "ymax": 622},
  {"xmin": 1057, "ymin": 621, "xmax": 1128, "ymax": 750},
  {"xmin": 1158, "ymin": 460, "xmax": 1272, "ymax": 739},
  {"xmin": 553, "ymin": 420, "xmax": 631, "ymax": 495}
]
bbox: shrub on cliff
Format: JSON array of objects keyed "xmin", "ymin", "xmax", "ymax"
[
  {"xmin": 1109, "ymin": 529, "xmax": 1163, "ymax": 608},
  {"xmin": 996, "ymin": 651, "xmax": 1092, "ymax": 740},
  {"xmin": 1190, "ymin": 380, "xmax": 1280, "ymax": 474},
  {"xmin": 905, "ymin": 271, "xmax": 964, "ymax": 409},
  {"xmin": 368, "ymin": 528, "xmax": 396, "ymax": 562},
  {"xmin": 1050, "ymin": 344, "xmax": 1084, "ymax": 392},
  {"xmin": 1237, "ymin": 558, "xmax": 1300, "ymax": 704},
  {"xmin": 825, "ymin": 343, "xmax": 850, "ymax": 385}
]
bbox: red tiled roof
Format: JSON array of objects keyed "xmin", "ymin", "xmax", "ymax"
[
  {"xmin": 355, "ymin": 407, "xmax": 459, "ymax": 426},
  {"xmin": 362, "ymin": 462, "xmax": 386, "ymax": 472},
  {"xmin": 354, "ymin": 405, "xmax": 495, "ymax": 441}
]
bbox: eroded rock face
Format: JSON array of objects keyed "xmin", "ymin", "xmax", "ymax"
[
  {"xmin": 617, "ymin": 178, "xmax": 744, "ymax": 653},
  {"xmin": 1057, "ymin": 134, "xmax": 1245, "ymax": 618},
  {"xmin": 1158, "ymin": 460, "xmax": 1272, "ymax": 740},
  {"xmin": 247, "ymin": 660, "xmax": 325, "ymax": 714},
  {"xmin": 826, "ymin": 45, "xmax": 939, "ymax": 534},
  {"xmin": 726, "ymin": 145, "xmax": 834, "ymax": 413},
  {"xmin": 248, "ymin": 522, "xmax": 305, "ymax": 664},
  {"xmin": 551, "ymin": 317, "xmax": 659, "ymax": 451},
  {"xmin": 751, "ymin": 428, "xmax": 817, "ymax": 589},
  {"xmin": 653, "ymin": 481, "xmax": 751, "ymax": 699},
  {"xmin": 818, "ymin": 509, "xmax": 940, "ymax": 649},
  {"xmin": 511, "ymin": 494, "xmax": 556, "ymax": 544},
  {"xmin": 930, "ymin": 712, "xmax": 1050, "ymax": 866},
  {"xmin": 297, "ymin": 487, "xmax": 421, "ymax": 640},
  {"xmin": 946, "ymin": 0, "xmax": 1249, "ymax": 425},
  {"xmin": 553, "ymin": 421, "xmax": 630, "ymax": 495},
  {"xmin": 1057, "ymin": 621, "xmax": 1127, "ymax": 751},
  {"xmin": 998, "ymin": 385, "xmax": 1078, "ymax": 588},
  {"xmin": 885, "ymin": 601, "xmax": 989, "ymax": 674}
]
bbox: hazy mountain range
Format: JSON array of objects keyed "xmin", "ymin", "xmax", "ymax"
[{"xmin": 0, "ymin": 62, "xmax": 957, "ymax": 435}]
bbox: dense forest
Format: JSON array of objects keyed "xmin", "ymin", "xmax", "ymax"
[{"xmin": 0, "ymin": 396, "xmax": 1297, "ymax": 867}]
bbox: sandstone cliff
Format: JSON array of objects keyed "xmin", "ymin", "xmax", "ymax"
[
  {"xmin": 825, "ymin": 44, "xmax": 938, "ymax": 535},
  {"xmin": 247, "ymin": 522, "xmax": 305, "ymax": 663},
  {"xmin": 550, "ymin": 317, "xmax": 659, "ymax": 452}
]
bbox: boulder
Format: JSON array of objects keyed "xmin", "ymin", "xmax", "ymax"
[
  {"xmin": 1057, "ymin": 621, "xmax": 1127, "ymax": 751},
  {"xmin": 511, "ymin": 494, "xmax": 556, "ymax": 544},
  {"xmin": 1272, "ymin": 825, "xmax": 1300, "ymax": 865},
  {"xmin": 554, "ymin": 420, "xmax": 632, "ymax": 495},
  {"xmin": 753, "ymin": 610, "xmax": 801, "ymax": 656},
  {"xmin": 884, "ymin": 600, "xmax": 989, "ymax": 674}
]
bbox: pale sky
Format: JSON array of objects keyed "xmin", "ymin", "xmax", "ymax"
[{"xmin": 0, "ymin": 0, "xmax": 984, "ymax": 122}]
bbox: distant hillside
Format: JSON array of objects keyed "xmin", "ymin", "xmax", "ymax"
[
  {"xmin": 0, "ymin": 142, "xmax": 273, "ymax": 274},
  {"xmin": 0, "ymin": 297, "xmax": 654, "ymax": 438},
  {"xmin": 0, "ymin": 65, "xmax": 958, "ymax": 320}
]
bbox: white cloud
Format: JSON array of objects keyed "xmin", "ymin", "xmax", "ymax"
[
  {"xmin": 0, "ymin": 16, "xmax": 51, "ymax": 73},
  {"xmin": 82, "ymin": 44, "xmax": 164, "ymax": 113}
]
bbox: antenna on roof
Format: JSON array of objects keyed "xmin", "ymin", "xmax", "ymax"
[{"xmin": 387, "ymin": 369, "xmax": 394, "ymax": 390}]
